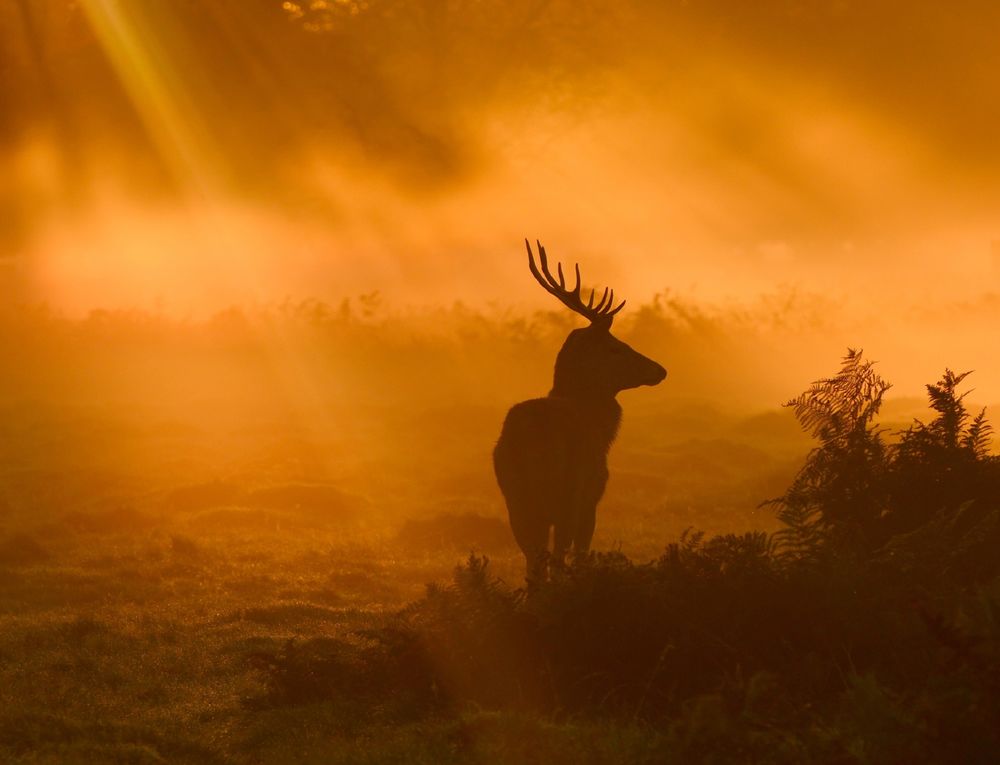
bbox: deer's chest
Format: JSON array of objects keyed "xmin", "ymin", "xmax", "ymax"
[{"xmin": 561, "ymin": 400, "xmax": 622, "ymax": 461}]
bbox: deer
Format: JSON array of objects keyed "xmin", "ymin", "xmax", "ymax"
[{"xmin": 493, "ymin": 240, "xmax": 667, "ymax": 585}]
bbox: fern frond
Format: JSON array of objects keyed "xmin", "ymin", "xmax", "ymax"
[
  {"xmin": 963, "ymin": 408, "xmax": 993, "ymax": 458},
  {"xmin": 786, "ymin": 349, "xmax": 891, "ymax": 442}
]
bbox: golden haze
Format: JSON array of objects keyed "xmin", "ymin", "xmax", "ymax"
[{"xmin": 2, "ymin": 1, "xmax": 999, "ymax": 406}]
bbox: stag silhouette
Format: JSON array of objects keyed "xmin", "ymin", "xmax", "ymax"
[{"xmin": 494, "ymin": 240, "xmax": 667, "ymax": 584}]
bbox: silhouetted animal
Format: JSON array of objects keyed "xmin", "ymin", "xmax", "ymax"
[{"xmin": 494, "ymin": 240, "xmax": 667, "ymax": 584}]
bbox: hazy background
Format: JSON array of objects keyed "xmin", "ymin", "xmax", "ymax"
[
  {"xmin": 4, "ymin": 1, "xmax": 1000, "ymax": 396},
  {"xmin": 2, "ymin": 1, "xmax": 999, "ymax": 545}
]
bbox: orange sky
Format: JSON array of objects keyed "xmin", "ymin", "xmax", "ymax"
[{"xmin": 2, "ymin": 1, "xmax": 1000, "ymax": 397}]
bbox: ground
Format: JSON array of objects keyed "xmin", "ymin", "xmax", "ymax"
[{"xmin": 0, "ymin": 394, "xmax": 810, "ymax": 763}]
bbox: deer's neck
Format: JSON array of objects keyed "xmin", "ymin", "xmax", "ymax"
[{"xmin": 546, "ymin": 387, "xmax": 622, "ymax": 453}]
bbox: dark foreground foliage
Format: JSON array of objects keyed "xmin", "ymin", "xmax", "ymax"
[{"xmin": 252, "ymin": 352, "xmax": 1000, "ymax": 764}]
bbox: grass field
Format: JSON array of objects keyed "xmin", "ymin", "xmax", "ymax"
[
  {"xmin": 0, "ymin": 378, "xmax": 812, "ymax": 763},
  {"xmin": 0, "ymin": 380, "xmax": 816, "ymax": 764}
]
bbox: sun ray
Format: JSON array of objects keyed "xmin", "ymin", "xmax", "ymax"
[{"xmin": 77, "ymin": 0, "xmax": 222, "ymax": 192}]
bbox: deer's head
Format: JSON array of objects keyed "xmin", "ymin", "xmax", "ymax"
[{"xmin": 527, "ymin": 240, "xmax": 667, "ymax": 398}]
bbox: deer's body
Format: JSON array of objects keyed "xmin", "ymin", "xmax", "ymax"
[
  {"xmin": 494, "ymin": 242, "xmax": 666, "ymax": 584},
  {"xmin": 495, "ymin": 394, "xmax": 620, "ymax": 577}
]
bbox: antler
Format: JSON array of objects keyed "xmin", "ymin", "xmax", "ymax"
[{"xmin": 526, "ymin": 239, "xmax": 625, "ymax": 324}]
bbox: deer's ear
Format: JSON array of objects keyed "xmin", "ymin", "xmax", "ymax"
[{"xmin": 591, "ymin": 315, "xmax": 613, "ymax": 332}]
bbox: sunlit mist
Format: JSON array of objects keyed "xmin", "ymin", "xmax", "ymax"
[{"xmin": 2, "ymin": 1, "xmax": 1000, "ymax": 475}]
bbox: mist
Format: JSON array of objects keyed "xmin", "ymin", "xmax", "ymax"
[
  {"xmin": 3, "ymin": 1, "xmax": 1000, "ymax": 504},
  {"xmin": 4, "ymin": 2, "xmax": 999, "ymax": 324}
]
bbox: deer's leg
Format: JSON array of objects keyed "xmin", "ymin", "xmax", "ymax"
[
  {"xmin": 551, "ymin": 519, "xmax": 573, "ymax": 573},
  {"xmin": 526, "ymin": 546, "xmax": 549, "ymax": 587},
  {"xmin": 506, "ymin": 501, "xmax": 550, "ymax": 587},
  {"xmin": 573, "ymin": 463, "xmax": 607, "ymax": 557},
  {"xmin": 573, "ymin": 503, "xmax": 597, "ymax": 556}
]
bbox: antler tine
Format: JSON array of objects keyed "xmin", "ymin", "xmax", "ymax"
[
  {"xmin": 536, "ymin": 240, "xmax": 563, "ymax": 292},
  {"xmin": 593, "ymin": 287, "xmax": 609, "ymax": 313},
  {"xmin": 557, "ymin": 262, "xmax": 584, "ymax": 296},
  {"xmin": 537, "ymin": 241, "xmax": 553, "ymax": 289},
  {"xmin": 597, "ymin": 291, "xmax": 626, "ymax": 317},
  {"xmin": 526, "ymin": 239, "xmax": 559, "ymax": 298},
  {"xmin": 535, "ymin": 240, "xmax": 550, "ymax": 284}
]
